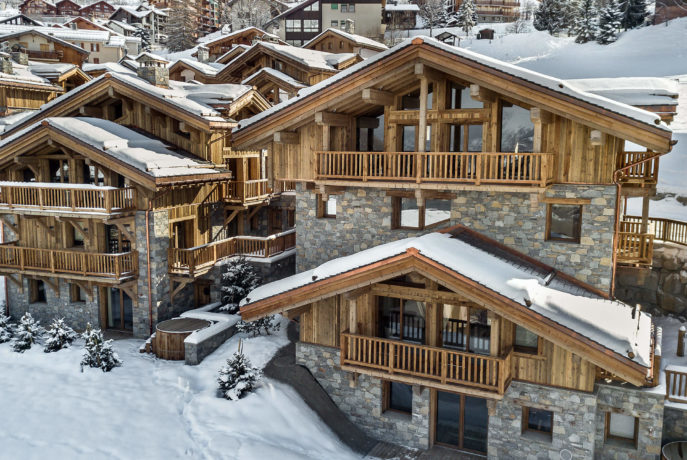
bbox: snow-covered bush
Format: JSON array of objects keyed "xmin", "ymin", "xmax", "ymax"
[
  {"xmin": 236, "ymin": 315, "xmax": 281, "ymax": 337},
  {"xmin": 44, "ymin": 318, "xmax": 77, "ymax": 353},
  {"xmin": 217, "ymin": 340, "xmax": 261, "ymax": 400},
  {"xmin": 220, "ymin": 256, "xmax": 261, "ymax": 314},
  {"xmin": 11, "ymin": 313, "xmax": 44, "ymax": 352},
  {"xmin": 80, "ymin": 324, "xmax": 122, "ymax": 372},
  {"xmin": 0, "ymin": 310, "xmax": 13, "ymax": 343}
]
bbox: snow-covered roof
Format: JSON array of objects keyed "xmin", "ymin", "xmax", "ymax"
[
  {"xmin": 172, "ymin": 58, "xmax": 224, "ymax": 76},
  {"xmin": 236, "ymin": 36, "xmax": 671, "ymax": 133},
  {"xmin": 384, "ymin": 3, "xmax": 419, "ymax": 11},
  {"xmin": 0, "ymin": 117, "xmax": 223, "ymax": 179},
  {"xmin": 215, "ymin": 44, "xmax": 250, "ymax": 64},
  {"xmin": 82, "ymin": 61, "xmax": 135, "ymax": 75},
  {"xmin": 242, "ymin": 231, "xmax": 652, "ymax": 368},
  {"xmin": 566, "ymin": 77, "xmax": 680, "ymax": 107},
  {"xmin": 107, "ymin": 19, "xmax": 138, "ymax": 32},
  {"xmin": 0, "ymin": 61, "xmax": 60, "ymax": 89},
  {"xmin": 0, "ymin": 24, "xmax": 138, "ymax": 48},
  {"xmin": 135, "ymin": 51, "xmax": 169, "ymax": 63},
  {"xmin": 28, "ymin": 61, "xmax": 77, "ymax": 78},
  {"xmin": 304, "ymin": 28, "xmax": 388, "ymax": 51},
  {"xmin": 199, "ymin": 26, "xmax": 275, "ymax": 47},
  {"xmin": 241, "ymin": 67, "xmax": 306, "ymax": 88},
  {"xmin": 249, "ymin": 42, "xmax": 356, "ymax": 72}
]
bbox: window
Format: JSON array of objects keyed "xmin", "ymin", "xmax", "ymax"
[
  {"xmin": 316, "ymin": 194, "xmax": 337, "ymax": 218},
  {"xmin": 341, "ymin": 3, "xmax": 347, "ymax": 12},
  {"xmin": 331, "ymin": 20, "xmax": 338, "ymax": 27},
  {"xmin": 173, "ymin": 119, "xmax": 191, "ymax": 139},
  {"xmin": 448, "ymin": 82, "xmax": 483, "ymax": 109},
  {"xmin": 546, "ymin": 204, "xmax": 582, "ymax": 243},
  {"xmin": 605, "ymin": 412, "xmax": 638, "ymax": 447},
  {"xmin": 378, "ymin": 296, "xmax": 425, "ymax": 344},
  {"xmin": 70, "ymin": 283, "xmax": 85, "ymax": 303},
  {"xmin": 401, "ymin": 125, "xmax": 416, "ymax": 152},
  {"xmin": 272, "ymin": 59, "xmax": 284, "ymax": 72},
  {"xmin": 449, "ymin": 124, "xmax": 482, "ymax": 152},
  {"xmin": 339, "ymin": 40, "xmax": 344, "ymax": 49},
  {"xmin": 286, "ymin": 19, "xmax": 301, "ymax": 32},
  {"xmin": 500, "ymin": 102, "xmax": 534, "ymax": 153},
  {"xmin": 392, "ymin": 196, "xmax": 450, "ymax": 230},
  {"xmin": 401, "ymin": 85, "xmax": 433, "ymax": 111},
  {"xmin": 522, "ymin": 407, "xmax": 553, "ymax": 439},
  {"xmin": 304, "ymin": 2, "xmax": 319, "ymax": 10},
  {"xmin": 72, "ymin": 227, "xmax": 85, "ymax": 248},
  {"xmin": 29, "ymin": 279, "xmax": 46, "ymax": 304},
  {"xmin": 514, "ymin": 325, "xmax": 538, "ymax": 354},
  {"xmin": 93, "ymin": 57, "xmax": 100, "ymax": 64},
  {"xmin": 331, "ymin": 2, "xmax": 338, "ymax": 8},
  {"xmin": 384, "ymin": 381, "xmax": 412, "ymax": 414},
  {"xmin": 356, "ymin": 113, "xmax": 384, "ymax": 152},
  {"xmin": 303, "ymin": 19, "xmax": 319, "ymax": 32},
  {"xmin": 348, "ymin": 3, "xmax": 355, "ymax": 11}
]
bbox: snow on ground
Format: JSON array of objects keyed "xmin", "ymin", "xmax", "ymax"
[
  {"xmin": 0, "ymin": 317, "xmax": 359, "ymax": 460},
  {"xmin": 645, "ymin": 315, "xmax": 687, "ymax": 407}
]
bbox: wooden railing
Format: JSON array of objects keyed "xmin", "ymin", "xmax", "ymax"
[
  {"xmin": 617, "ymin": 151, "xmax": 659, "ymax": 184},
  {"xmin": 666, "ymin": 366, "xmax": 687, "ymax": 403},
  {"xmin": 0, "ymin": 183, "xmax": 136, "ymax": 214},
  {"xmin": 623, "ymin": 216, "xmax": 687, "ymax": 247},
  {"xmin": 0, "ymin": 245, "xmax": 137, "ymax": 280},
  {"xmin": 315, "ymin": 151, "xmax": 555, "ymax": 186},
  {"xmin": 273, "ymin": 179, "xmax": 298, "ymax": 194},
  {"xmin": 168, "ymin": 229, "xmax": 296, "ymax": 276},
  {"xmin": 340, "ymin": 332, "xmax": 512, "ymax": 394},
  {"xmin": 616, "ymin": 232, "xmax": 654, "ymax": 265},
  {"xmin": 222, "ymin": 179, "xmax": 270, "ymax": 202},
  {"xmin": 26, "ymin": 49, "xmax": 63, "ymax": 60}
]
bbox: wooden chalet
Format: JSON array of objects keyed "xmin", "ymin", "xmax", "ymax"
[
  {"xmin": 79, "ymin": 1, "xmax": 116, "ymax": 19},
  {"xmin": 29, "ymin": 62, "xmax": 91, "ymax": 92},
  {"xmin": 0, "ymin": 14, "xmax": 45, "ymax": 26},
  {"xmin": 198, "ymin": 27, "xmax": 284, "ymax": 62},
  {"xmin": 63, "ymin": 16, "xmax": 111, "ymax": 32},
  {"xmin": 214, "ymin": 44, "xmax": 250, "ymax": 65},
  {"xmin": 0, "ymin": 53, "xmax": 64, "ymax": 115},
  {"xmin": 0, "ymin": 29, "xmax": 90, "ymax": 67},
  {"xmin": 303, "ymin": 28, "xmax": 388, "ymax": 56},
  {"xmin": 19, "ymin": 0, "xmax": 58, "ymax": 16},
  {"xmin": 56, "ymin": 0, "xmax": 81, "ymax": 17},
  {"xmin": 168, "ymin": 59, "xmax": 223, "ymax": 84}
]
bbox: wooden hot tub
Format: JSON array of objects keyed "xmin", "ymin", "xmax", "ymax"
[
  {"xmin": 152, "ymin": 318, "xmax": 211, "ymax": 360},
  {"xmin": 663, "ymin": 441, "xmax": 687, "ymax": 460}
]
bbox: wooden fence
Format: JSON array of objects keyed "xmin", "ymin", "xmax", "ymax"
[
  {"xmin": 617, "ymin": 151, "xmax": 659, "ymax": 184},
  {"xmin": 340, "ymin": 332, "xmax": 512, "ymax": 394},
  {"xmin": 0, "ymin": 184, "xmax": 136, "ymax": 213},
  {"xmin": 623, "ymin": 216, "xmax": 687, "ymax": 247},
  {"xmin": 315, "ymin": 151, "xmax": 555, "ymax": 186},
  {"xmin": 666, "ymin": 366, "xmax": 687, "ymax": 403},
  {"xmin": 616, "ymin": 232, "xmax": 654, "ymax": 265}
]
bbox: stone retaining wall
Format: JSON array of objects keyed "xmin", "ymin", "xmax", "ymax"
[
  {"xmin": 662, "ymin": 406, "xmax": 687, "ymax": 445},
  {"xmin": 184, "ymin": 324, "xmax": 236, "ymax": 365}
]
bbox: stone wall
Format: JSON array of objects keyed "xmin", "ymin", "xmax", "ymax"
[
  {"xmin": 662, "ymin": 406, "xmax": 687, "ymax": 445},
  {"xmin": 488, "ymin": 381, "xmax": 597, "ymax": 459},
  {"xmin": 296, "ymin": 341, "xmax": 431, "ymax": 449},
  {"xmin": 616, "ymin": 243, "xmax": 687, "ymax": 317},
  {"xmin": 594, "ymin": 383, "xmax": 664, "ymax": 459},
  {"xmin": 184, "ymin": 324, "xmax": 236, "ymax": 365},
  {"xmin": 295, "ymin": 183, "xmax": 616, "ymax": 291}
]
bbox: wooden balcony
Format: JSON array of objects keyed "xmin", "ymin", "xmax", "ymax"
[
  {"xmin": 26, "ymin": 49, "xmax": 64, "ymax": 61},
  {"xmin": 222, "ymin": 179, "xmax": 270, "ymax": 203},
  {"xmin": 617, "ymin": 151, "xmax": 659, "ymax": 191},
  {"xmin": 340, "ymin": 332, "xmax": 513, "ymax": 397},
  {"xmin": 0, "ymin": 244, "xmax": 138, "ymax": 283},
  {"xmin": 315, "ymin": 151, "xmax": 555, "ymax": 188},
  {"xmin": 0, "ymin": 183, "xmax": 136, "ymax": 217},
  {"xmin": 616, "ymin": 231, "xmax": 654, "ymax": 266},
  {"xmin": 168, "ymin": 229, "xmax": 296, "ymax": 277},
  {"xmin": 273, "ymin": 179, "xmax": 297, "ymax": 194},
  {"xmin": 623, "ymin": 216, "xmax": 687, "ymax": 247},
  {"xmin": 666, "ymin": 366, "xmax": 687, "ymax": 403}
]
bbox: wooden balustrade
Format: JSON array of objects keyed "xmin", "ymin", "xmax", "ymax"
[
  {"xmin": 666, "ymin": 366, "xmax": 687, "ymax": 403},
  {"xmin": 617, "ymin": 151, "xmax": 659, "ymax": 184},
  {"xmin": 340, "ymin": 332, "xmax": 512, "ymax": 394},
  {"xmin": 222, "ymin": 179, "xmax": 270, "ymax": 202},
  {"xmin": 616, "ymin": 232, "xmax": 654, "ymax": 265},
  {"xmin": 168, "ymin": 230, "xmax": 296, "ymax": 276},
  {"xmin": 0, "ymin": 245, "xmax": 137, "ymax": 280},
  {"xmin": 0, "ymin": 183, "xmax": 136, "ymax": 214},
  {"xmin": 315, "ymin": 151, "xmax": 554, "ymax": 186},
  {"xmin": 623, "ymin": 216, "xmax": 687, "ymax": 247},
  {"xmin": 273, "ymin": 179, "xmax": 298, "ymax": 194}
]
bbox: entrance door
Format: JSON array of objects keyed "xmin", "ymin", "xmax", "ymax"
[
  {"xmin": 435, "ymin": 391, "xmax": 488, "ymax": 454},
  {"xmin": 106, "ymin": 287, "xmax": 133, "ymax": 331},
  {"xmin": 171, "ymin": 220, "xmax": 194, "ymax": 249}
]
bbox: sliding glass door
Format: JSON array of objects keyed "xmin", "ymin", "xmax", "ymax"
[{"xmin": 435, "ymin": 391, "xmax": 488, "ymax": 454}]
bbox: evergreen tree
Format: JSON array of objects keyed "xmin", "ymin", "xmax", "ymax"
[
  {"xmin": 236, "ymin": 315, "xmax": 281, "ymax": 337},
  {"xmin": 0, "ymin": 311, "xmax": 13, "ymax": 343},
  {"xmin": 418, "ymin": 0, "xmax": 448, "ymax": 36},
  {"xmin": 561, "ymin": 0, "xmax": 581, "ymax": 34},
  {"xmin": 454, "ymin": 0, "xmax": 478, "ymax": 34},
  {"xmin": 11, "ymin": 313, "xmax": 44, "ymax": 352},
  {"xmin": 166, "ymin": 0, "xmax": 199, "ymax": 52},
  {"xmin": 80, "ymin": 324, "xmax": 122, "ymax": 372},
  {"xmin": 44, "ymin": 318, "xmax": 77, "ymax": 353},
  {"xmin": 620, "ymin": 0, "xmax": 648, "ymax": 29},
  {"xmin": 134, "ymin": 26, "xmax": 152, "ymax": 52},
  {"xmin": 533, "ymin": 0, "xmax": 563, "ymax": 34},
  {"xmin": 574, "ymin": 0, "xmax": 599, "ymax": 43},
  {"xmin": 597, "ymin": 0, "xmax": 623, "ymax": 44},
  {"xmin": 217, "ymin": 340, "xmax": 261, "ymax": 400},
  {"xmin": 220, "ymin": 256, "xmax": 261, "ymax": 314}
]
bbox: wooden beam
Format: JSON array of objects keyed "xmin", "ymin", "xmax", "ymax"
[
  {"xmin": 170, "ymin": 278, "xmax": 192, "ymax": 303},
  {"xmin": 469, "ymin": 84, "xmax": 496, "ymax": 103},
  {"xmin": 5, "ymin": 274, "xmax": 23, "ymax": 292},
  {"xmin": 530, "ymin": 107, "xmax": 552, "ymax": 124},
  {"xmin": 361, "ymin": 88, "xmax": 394, "ymax": 106},
  {"xmin": 73, "ymin": 280, "xmax": 94, "ymax": 301},
  {"xmin": 418, "ymin": 77, "xmax": 428, "ymax": 155},
  {"xmin": 120, "ymin": 280, "xmax": 137, "ymax": 301},
  {"xmin": 33, "ymin": 218, "xmax": 55, "ymax": 239},
  {"xmin": 356, "ymin": 116, "xmax": 380, "ymax": 129},
  {"xmin": 414, "ymin": 63, "xmax": 444, "ymax": 82},
  {"xmin": 273, "ymin": 131, "xmax": 299, "ymax": 144},
  {"xmin": 79, "ymin": 106, "xmax": 101, "ymax": 117},
  {"xmin": 60, "ymin": 218, "xmax": 91, "ymax": 246},
  {"xmin": 342, "ymin": 285, "xmax": 372, "ymax": 300},
  {"xmin": 114, "ymin": 223, "xmax": 135, "ymax": 248},
  {"xmin": 224, "ymin": 209, "xmax": 240, "ymax": 227},
  {"xmin": 315, "ymin": 111, "xmax": 349, "ymax": 127},
  {"xmin": 590, "ymin": 129, "xmax": 605, "ymax": 146},
  {"xmin": 247, "ymin": 203, "xmax": 265, "ymax": 221}
]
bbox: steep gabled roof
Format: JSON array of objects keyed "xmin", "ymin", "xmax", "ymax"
[
  {"xmin": 0, "ymin": 28, "xmax": 89, "ymax": 55},
  {"xmin": 169, "ymin": 58, "xmax": 224, "ymax": 78},
  {"xmin": 303, "ymin": 28, "xmax": 388, "ymax": 52},
  {"xmin": 0, "ymin": 14, "xmax": 45, "ymax": 26},
  {"xmin": 199, "ymin": 26, "xmax": 280, "ymax": 48},
  {"xmin": 215, "ymin": 44, "xmax": 250, "ymax": 65},
  {"xmin": 241, "ymin": 67, "xmax": 307, "ymax": 91}
]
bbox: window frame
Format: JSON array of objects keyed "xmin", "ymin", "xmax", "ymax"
[
  {"xmin": 29, "ymin": 279, "xmax": 47, "ymax": 304},
  {"xmin": 383, "ymin": 380, "xmax": 413, "ymax": 415},
  {"xmin": 70, "ymin": 283, "xmax": 85, "ymax": 303},
  {"xmin": 513, "ymin": 324, "xmax": 540, "ymax": 355},
  {"xmin": 545, "ymin": 203, "xmax": 583, "ymax": 244},
  {"xmin": 521, "ymin": 406, "xmax": 553, "ymax": 440},
  {"xmin": 604, "ymin": 412, "xmax": 639, "ymax": 448},
  {"xmin": 391, "ymin": 195, "xmax": 451, "ymax": 230},
  {"xmin": 316, "ymin": 193, "xmax": 337, "ymax": 219}
]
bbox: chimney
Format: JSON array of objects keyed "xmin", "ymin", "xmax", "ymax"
[
  {"xmin": 136, "ymin": 57, "xmax": 169, "ymax": 87},
  {"xmin": 10, "ymin": 48, "xmax": 28, "ymax": 66},
  {"xmin": 344, "ymin": 18, "xmax": 354, "ymax": 34},
  {"xmin": 197, "ymin": 45, "xmax": 209, "ymax": 63},
  {"xmin": 0, "ymin": 52, "xmax": 12, "ymax": 74}
]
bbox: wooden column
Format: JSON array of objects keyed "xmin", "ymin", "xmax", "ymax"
[
  {"xmin": 641, "ymin": 195, "xmax": 650, "ymax": 234},
  {"xmin": 418, "ymin": 77, "xmax": 428, "ymax": 153}
]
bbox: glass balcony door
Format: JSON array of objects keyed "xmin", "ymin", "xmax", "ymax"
[
  {"xmin": 441, "ymin": 304, "xmax": 491, "ymax": 355},
  {"xmin": 435, "ymin": 391, "xmax": 488, "ymax": 454},
  {"xmin": 377, "ymin": 296, "xmax": 426, "ymax": 345}
]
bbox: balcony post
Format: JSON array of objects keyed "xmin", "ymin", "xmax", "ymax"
[
  {"xmin": 81, "ymin": 253, "xmax": 86, "ymax": 275},
  {"xmin": 441, "ymin": 349, "xmax": 448, "ymax": 384},
  {"xmin": 388, "ymin": 342, "xmax": 395, "ymax": 374},
  {"xmin": 362, "ymin": 153, "xmax": 368, "ymax": 182},
  {"xmin": 264, "ymin": 239, "xmax": 269, "ymax": 258},
  {"xmin": 39, "ymin": 188, "xmax": 45, "ymax": 210},
  {"xmin": 105, "ymin": 190, "xmax": 113, "ymax": 214},
  {"xmin": 340, "ymin": 333, "xmax": 346, "ymax": 367},
  {"xmin": 114, "ymin": 255, "xmax": 121, "ymax": 279},
  {"xmin": 476, "ymin": 154, "xmax": 482, "ymax": 185},
  {"xmin": 49, "ymin": 251, "xmax": 55, "ymax": 273}
]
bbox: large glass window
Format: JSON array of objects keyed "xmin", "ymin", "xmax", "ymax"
[
  {"xmin": 303, "ymin": 19, "xmax": 319, "ymax": 32},
  {"xmin": 285, "ymin": 19, "xmax": 301, "ymax": 32},
  {"xmin": 392, "ymin": 197, "xmax": 450, "ymax": 230},
  {"xmin": 304, "ymin": 2, "xmax": 319, "ymax": 10},
  {"xmin": 402, "ymin": 125, "xmax": 416, "ymax": 152},
  {"xmin": 450, "ymin": 124, "xmax": 482, "ymax": 152},
  {"xmin": 356, "ymin": 113, "xmax": 384, "ymax": 152},
  {"xmin": 436, "ymin": 392, "xmax": 488, "ymax": 453},
  {"xmin": 441, "ymin": 304, "xmax": 490, "ymax": 354},
  {"xmin": 377, "ymin": 296, "xmax": 426, "ymax": 344},
  {"xmin": 605, "ymin": 412, "xmax": 638, "ymax": 447},
  {"xmin": 522, "ymin": 407, "xmax": 553, "ymax": 439},
  {"xmin": 401, "ymin": 85, "xmax": 433, "ymax": 110},
  {"xmin": 500, "ymin": 102, "xmax": 534, "ymax": 153},
  {"xmin": 514, "ymin": 325, "xmax": 538, "ymax": 354},
  {"xmin": 546, "ymin": 204, "xmax": 582, "ymax": 243}
]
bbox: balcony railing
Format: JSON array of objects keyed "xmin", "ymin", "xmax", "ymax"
[
  {"xmin": 622, "ymin": 216, "xmax": 687, "ymax": 247},
  {"xmin": 26, "ymin": 49, "xmax": 63, "ymax": 60},
  {"xmin": 617, "ymin": 151, "xmax": 659, "ymax": 185},
  {"xmin": 0, "ymin": 183, "xmax": 136, "ymax": 215},
  {"xmin": 666, "ymin": 366, "xmax": 687, "ymax": 403},
  {"xmin": 168, "ymin": 229, "xmax": 296, "ymax": 276},
  {"xmin": 315, "ymin": 151, "xmax": 555, "ymax": 187},
  {"xmin": 273, "ymin": 179, "xmax": 297, "ymax": 194},
  {"xmin": 0, "ymin": 245, "xmax": 138, "ymax": 280},
  {"xmin": 616, "ymin": 231, "xmax": 654, "ymax": 265},
  {"xmin": 340, "ymin": 332, "xmax": 512, "ymax": 394},
  {"xmin": 221, "ymin": 179, "xmax": 270, "ymax": 203}
]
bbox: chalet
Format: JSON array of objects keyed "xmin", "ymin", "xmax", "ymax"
[
  {"xmin": 214, "ymin": 44, "xmax": 250, "ymax": 65},
  {"xmin": 383, "ymin": 1, "xmax": 418, "ymax": 30},
  {"xmin": 0, "ymin": 29, "xmax": 89, "ymax": 67},
  {"xmin": 28, "ymin": 62, "xmax": 91, "ymax": 92},
  {"xmin": 197, "ymin": 27, "xmax": 283, "ymax": 62},
  {"xmin": 55, "ymin": 0, "xmax": 81, "ymax": 17},
  {"xmin": 108, "ymin": 5, "xmax": 168, "ymax": 45},
  {"xmin": 0, "ymin": 53, "xmax": 63, "ymax": 115},
  {"xmin": 168, "ymin": 59, "xmax": 224, "ymax": 84},
  {"xmin": 241, "ymin": 67, "xmax": 307, "ymax": 104},
  {"xmin": 303, "ymin": 28, "xmax": 388, "ymax": 58},
  {"xmin": 105, "ymin": 19, "xmax": 138, "ymax": 38},
  {"xmin": 63, "ymin": 16, "xmax": 111, "ymax": 32},
  {"xmin": 19, "ymin": 0, "xmax": 58, "ymax": 17},
  {"xmin": 0, "ymin": 14, "xmax": 45, "ymax": 27},
  {"xmin": 450, "ymin": 0, "xmax": 521, "ymax": 23},
  {"xmin": 232, "ymin": 36, "xmax": 679, "ymax": 458},
  {"xmin": 79, "ymin": 0, "xmax": 116, "ymax": 19}
]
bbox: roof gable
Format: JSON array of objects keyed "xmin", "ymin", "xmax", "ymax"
[{"xmin": 303, "ymin": 28, "xmax": 388, "ymax": 52}]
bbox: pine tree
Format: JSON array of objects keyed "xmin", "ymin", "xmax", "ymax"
[
  {"xmin": 533, "ymin": 0, "xmax": 563, "ymax": 34},
  {"xmin": 80, "ymin": 323, "xmax": 122, "ymax": 372},
  {"xmin": 134, "ymin": 26, "xmax": 152, "ymax": 52},
  {"xmin": 217, "ymin": 340, "xmax": 262, "ymax": 400},
  {"xmin": 418, "ymin": 0, "xmax": 448, "ymax": 37},
  {"xmin": 11, "ymin": 313, "xmax": 44, "ymax": 352},
  {"xmin": 561, "ymin": 0, "xmax": 581, "ymax": 34},
  {"xmin": 44, "ymin": 318, "xmax": 77, "ymax": 353},
  {"xmin": 236, "ymin": 315, "xmax": 281, "ymax": 337},
  {"xmin": 597, "ymin": 0, "xmax": 623, "ymax": 44},
  {"xmin": 0, "ymin": 311, "xmax": 13, "ymax": 343},
  {"xmin": 454, "ymin": 0, "xmax": 478, "ymax": 34},
  {"xmin": 620, "ymin": 0, "xmax": 648, "ymax": 29},
  {"xmin": 220, "ymin": 256, "xmax": 261, "ymax": 314},
  {"xmin": 574, "ymin": 0, "xmax": 599, "ymax": 43},
  {"xmin": 166, "ymin": 0, "xmax": 199, "ymax": 52}
]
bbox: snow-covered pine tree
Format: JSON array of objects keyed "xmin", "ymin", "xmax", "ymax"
[
  {"xmin": 220, "ymin": 256, "xmax": 261, "ymax": 313},
  {"xmin": 80, "ymin": 323, "xmax": 122, "ymax": 372},
  {"xmin": 217, "ymin": 340, "xmax": 262, "ymax": 400},
  {"xmin": 11, "ymin": 312, "xmax": 44, "ymax": 352},
  {"xmin": 44, "ymin": 318, "xmax": 77, "ymax": 353},
  {"xmin": 533, "ymin": 0, "xmax": 563, "ymax": 34},
  {"xmin": 134, "ymin": 26, "xmax": 152, "ymax": 52},
  {"xmin": 0, "ymin": 311, "xmax": 13, "ymax": 343},
  {"xmin": 236, "ymin": 315, "xmax": 281, "ymax": 337},
  {"xmin": 597, "ymin": 0, "xmax": 623, "ymax": 44},
  {"xmin": 574, "ymin": 0, "xmax": 598, "ymax": 43},
  {"xmin": 454, "ymin": 0, "xmax": 478, "ymax": 34},
  {"xmin": 166, "ymin": 0, "xmax": 199, "ymax": 52},
  {"xmin": 561, "ymin": 0, "xmax": 581, "ymax": 34},
  {"xmin": 418, "ymin": 0, "xmax": 448, "ymax": 37},
  {"xmin": 620, "ymin": 0, "xmax": 648, "ymax": 29}
]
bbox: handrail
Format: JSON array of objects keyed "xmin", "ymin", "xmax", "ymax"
[
  {"xmin": 616, "ymin": 232, "xmax": 654, "ymax": 265},
  {"xmin": 617, "ymin": 151, "xmax": 659, "ymax": 184},
  {"xmin": 622, "ymin": 216, "xmax": 687, "ymax": 247},
  {"xmin": 0, "ymin": 246, "xmax": 138, "ymax": 279},
  {"xmin": 666, "ymin": 366, "xmax": 687, "ymax": 403},
  {"xmin": 222, "ymin": 179, "xmax": 270, "ymax": 202},
  {"xmin": 340, "ymin": 331, "xmax": 512, "ymax": 393},
  {"xmin": 0, "ymin": 183, "xmax": 136, "ymax": 214},
  {"xmin": 315, "ymin": 151, "xmax": 555, "ymax": 186}
]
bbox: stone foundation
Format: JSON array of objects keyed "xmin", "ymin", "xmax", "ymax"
[{"xmin": 662, "ymin": 406, "xmax": 687, "ymax": 445}]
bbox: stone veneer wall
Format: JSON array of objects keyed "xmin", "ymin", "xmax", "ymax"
[
  {"xmin": 295, "ymin": 184, "xmax": 616, "ymax": 291},
  {"xmin": 662, "ymin": 406, "xmax": 687, "ymax": 445},
  {"xmin": 296, "ymin": 341, "xmax": 431, "ymax": 449}
]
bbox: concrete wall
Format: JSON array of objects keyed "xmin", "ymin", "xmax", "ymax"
[{"xmin": 321, "ymin": 3, "xmax": 383, "ymax": 38}]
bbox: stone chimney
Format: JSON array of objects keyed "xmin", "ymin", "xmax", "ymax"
[
  {"xmin": 0, "ymin": 52, "xmax": 12, "ymax": 74},
  {"xmin": 136, "ymin": 57, "xmax": 169, "ymax": 87},
  {"xmin": 197, "ymin": 45, "xmax": 209, "ymax": 63},
  {"xmin": 344, "ymin": 19, "xmax": 355, "ymax": 34},
  {"xmin": 10, "ymin": 45, "xmax": 28, "ymax": 66}
]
